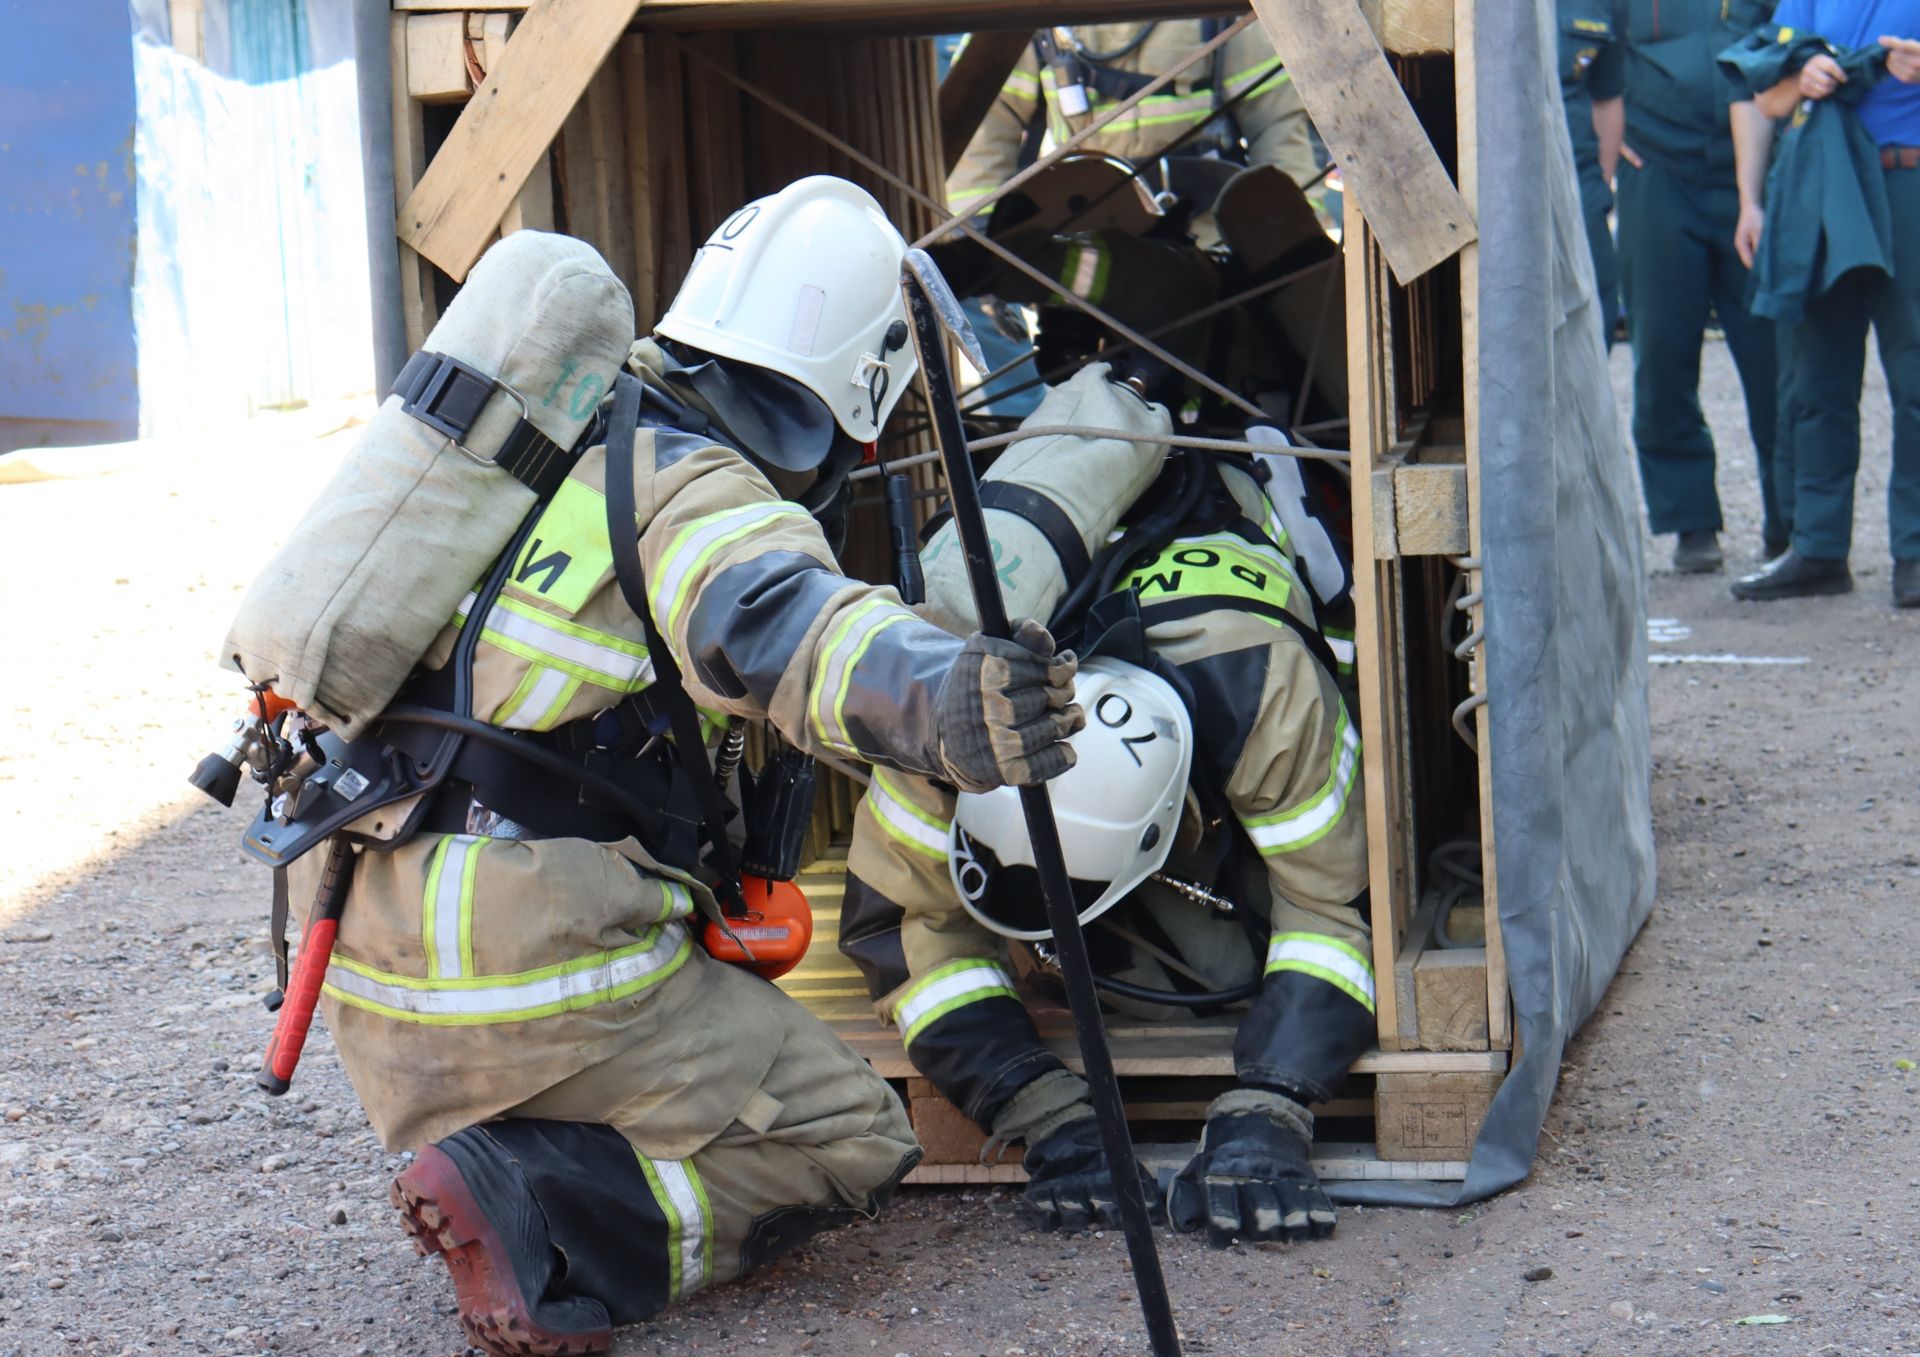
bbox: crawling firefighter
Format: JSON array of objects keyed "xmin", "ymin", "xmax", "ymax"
[
  {"xmin": 211, "ymin": 178, "xmax": 1083, "ymax": 1356},
  {"xmin": 840, "ymin": 366, "xmax": 1370, "ymax": 1246}
]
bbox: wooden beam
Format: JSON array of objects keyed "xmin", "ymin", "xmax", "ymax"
[
  {"xmin": 1357, "ymin": 0, "xmax": 1452, "ymax": 54},
  {"xmin": 389, "ymin": 15, "xmax": 440, "ymax": 351},
  {"xmin": 1390, "ymin": 463, "xmax": 1470, "ymax": 556},
  {"xmin": 396, "ymin": 0, "xmax": 644, "ymax": 282},
  {"xmin": 406, "ymin": 13, "xmax": 473, "ymax": 104},
  {"xmin": 1248, "ymin": 0, "xmax": 1474, "ymax": 283},
  {"xmin": 1374, "ymin": 1070, "xmax": 1500, "ymax": 1161},
  {"xmin": 937, "ymin": 29, "xmax": 1031, "ymax": 176}
]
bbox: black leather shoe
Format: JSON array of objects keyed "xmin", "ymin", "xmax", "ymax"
[
  {"xmin": 1895, "ymin": 559, "xmax": 1920, "ymax": 609},
  {"xmin": 1672, "ymin": 531, "xmax": 1724, "ymax": 574},
  {"xmin": 1762, "ymin": 530, "xmax": 1790, "ymax": 561},
  {"xmin": 1730, "ymin": 549, "xmax": 1853, "ymax": 601}
]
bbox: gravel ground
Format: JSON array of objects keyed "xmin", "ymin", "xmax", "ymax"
[{"xmin": 1, "ymin": 342, "xmax": 1916, "ymax": 1357}]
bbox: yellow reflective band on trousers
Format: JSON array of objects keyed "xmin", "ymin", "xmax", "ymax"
[
  {"xmin": 1117, "ymin": 532, "xmax": 1297, "ymax": 612},
  {"xmin": 868, "ymin": 770, "xmax": 951, "ymax": 862},
  {"xmin": 321, "ymin": 918, "xmax": 693, "ymax": 1026},
  {"xmin": 1240, "ymin": 705, "xmax": 1360, "ymax": 854},
  {"xmin": 454, "ymin": 591, "xmax": 655, "ymax": 704},
  {"xmin": 653, "ymin": 501, "xmax": 812, "ymax": 639},
  {"xmin": 637, "ymin": 1152, "xmax": 714, "ymax": 1302},
  {"xmin": 421, "ymin": 834, "xmax": 484, "ymax": 979},
  {"xmin": 1057, "ymin": 242, "xmax": 1112, "ymax": 305},
  {"xmin": 893, "ymin": 958, "xmax": 1017, "ymax": 1047},
  {"xmin": 1264, "ymin": 931, "xmax": 1376, "ymax": 1013},
  {"xmin": 1324, "ymin": 627, "xmax": 1356, "ymax": 675},
  {"xmin": 1040, "ymin": 61, "xmax": 1291, "ymax": 141},
  {"xmin": 809, "ymin": 595, "xmax": 918, "ymax": 754}
]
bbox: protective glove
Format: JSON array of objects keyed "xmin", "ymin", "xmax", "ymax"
[
  {"xmin": 1167, "ymin": 1089, "xmax": 1335, "ymax": 1246},
  {"xmin": 933, "ymin": 619, "xmax": 1083, "ymax": 792},
  {"xmin": 1019, "ymin": 1115, "xmax": 1164, "ymax": 1233}
]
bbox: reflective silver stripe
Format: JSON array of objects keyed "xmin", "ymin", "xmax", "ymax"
[
  {"xmin": 811, "ymin": 596, "xmax": 917, "ymax": 751},
  {"xmin": 653, "ymin": 502, "xmax": 805, "ymax": 638},
  {"xmin": 428, "ymin": 835, "xmax": 482, "ymax": 979},
  {"xmin": 894, "ymin": 960, "xmax": 1016, "ymax": 1045},
  {"xmin": 1264, "ymin": 933, "xmax": 1376, "ymax": 1012},
  {"xmin": 324, "ymin": 924, "xmax": 689, "ymax": 1022},
  {"xmin": 458, "ymin": 592, "xmax": 655, "ymax": 690},
  {"xmin": 1242, "ymin": 712, "xmax": 1361, "ymax": 854},
  {"xmin": 651, "ymin": 1157, "xmax": 709, "ymax": 1299},
  {"xmin": 868, "ymin": 772, "xmax": 949, "ymax": 860},
  {"xmin": 1325, "ymin": 634, "xmax": 1356, "ymax": 667},
  {"xmin": 496, "ymin": 666, "xmax": 574, "ymax": 731}
]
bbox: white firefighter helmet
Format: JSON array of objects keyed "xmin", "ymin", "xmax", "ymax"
[
  {"xmin": 656, "ymin": 175, "xmax": 916, "ymax": 443},
  {"xmin": 949, "ymin": 656, "xmax": 1194, "ymax": 941}
]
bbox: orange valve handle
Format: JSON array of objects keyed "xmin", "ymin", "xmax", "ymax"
[
  {"xmin": 249, "ymin": 689, "xmax": 299, "ymax": 722},
  {"xmin": 258, "ymin": 839, "xmax": 354, "ymax": 1095}
]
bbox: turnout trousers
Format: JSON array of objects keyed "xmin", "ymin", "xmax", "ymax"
[
  {"xmin": 1616, "ymin": 158, "xmax": 1782, "ymax": 541},
  {"xmin": 1784, "ymin": 164, "xmax": 1920, "ymax": 565}
]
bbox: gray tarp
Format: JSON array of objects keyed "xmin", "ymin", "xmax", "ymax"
[{"xmin": 1328, "ymin": 0, "xmax": 1656, "ymax": 1207}]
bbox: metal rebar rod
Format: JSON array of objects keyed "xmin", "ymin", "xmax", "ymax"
[{"xmin": 848, "ymin": 423, "xmax": 1348, "ymax": 482}]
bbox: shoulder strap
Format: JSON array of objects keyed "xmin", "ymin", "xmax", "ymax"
[{"xmin": 601, "ymin": 370, "xmax": 745, "ymax": 912}]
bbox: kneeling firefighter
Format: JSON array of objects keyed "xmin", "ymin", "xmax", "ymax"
[
  {"xmin": 208, "ymin": 177, "xmax": 1083, "ymax": 1356},
  {"xmin": 839, "ymin": 368, "xmax": 1370, "ymax": 1244}
]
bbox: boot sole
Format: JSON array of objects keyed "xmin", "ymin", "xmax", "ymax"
[
  {"xmin": 1731, "ymin": 577, "xmax": 1853, "ymax": 601},
  {"xmin": 392, "ymin": 1147, "xmax": 613, "ymax": 1357}
]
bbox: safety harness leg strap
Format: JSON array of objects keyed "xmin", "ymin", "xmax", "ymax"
[{"xmin": 602, "ymin": 370, "xmax": 746, "ymax": 912}]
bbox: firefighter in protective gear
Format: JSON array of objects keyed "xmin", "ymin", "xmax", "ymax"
[
  {"xmin": 839, "ymin": 363, "xmax": 1370, "ymax": 1246},
  {"xmin": 945, "ymin": 22, "xmax": 1320, "ymax": 220},
  {"xmin": 278, "ymin": 177, "xmax": 1082, "ymax": 1357}
]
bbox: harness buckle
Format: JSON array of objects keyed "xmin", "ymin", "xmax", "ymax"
[{"xmin": 393, "ymin": 350, "xmax": 533, "ymax": 466}]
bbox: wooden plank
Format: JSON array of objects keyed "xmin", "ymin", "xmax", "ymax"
[
  {"xmin": 1413, "ymin": 946, "xmax": 1490, "ymax": 1052},
  {"xmin": 904, "ymin": 1142, "xmax": 1469, "ymax": 1187},
  {"xmin": 558, "ymin": 57, "xmax": 637, "ymax": 287},
  {"xmin": 397, "ymin": 0, "xmax": 644, "ymax": 282},
  {"xmin": 1387, "ymin": 891, "xmax": 1435, "ymax": 1051},
  {"xmin": 389, "ymin": 15, "xmax": 440, "ymax": 352},
  {"xmin": 1392, "ymin": 463, "xmax": 1470, "ymax": 556},
  {"xmin": 500, "ymin": 152, "xmax": 555, "ymax": 237},
  {"xmin": 407, "ymin": 13, "xmax": 473, "ymax": 104},
  {"xmin": 169, "ymin": 0, "xmax": 204, "ymax": 61},
  {"xmin": 1248, "ymin": 0, "xmax": 1473, "ymax": 283},
  {"xmin": 1374, "ymin": 1070, "xmax": 1499, "ymax": 1161},
  {"xmin": 1357, "ymin": 0, "xmax": 1453, "ymax": 55},
  {"xmin": 1452, "ymin": 0, "xmax": 1507, "ymax": 1052},
  {"xmin": 617, "ymin": 35, "xmax": 659, "ymax": 330},
  {"xmin": 937, "ymin": 29, "xmax": 1032, "ymax": 175}
]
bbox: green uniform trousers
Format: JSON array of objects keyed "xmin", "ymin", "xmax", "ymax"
[
  {"xmin": 1784, "ymin": 164, "xmax": 1920, "ymax": 564},
  {"xmin": 1617, "ymin": 158, "xmax": 1782, "ymax": 541}
]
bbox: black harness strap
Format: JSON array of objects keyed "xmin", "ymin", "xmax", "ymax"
[
  {"xmin": 601, "ymin": 371, "xmax": 745, "ymax": 911},
  {"xmin": 393, "ymin": 349, "xmax": 579, "ymax": 500},
  {"xmin": 978, "ymin": 481, "xmax": 1092, "ymax": 583}
]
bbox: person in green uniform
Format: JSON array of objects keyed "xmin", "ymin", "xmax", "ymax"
[
  {"xmin": 1610, "ymin": 0, "xmax": 1783, "ymax": 573},
  {"xmin": 1561, "ymin": 1, "xmax": 1628, "ymax": 346},
  {"xmin": 1730, "ymin": 4, "xmax": 1920, "ymax": 606}
]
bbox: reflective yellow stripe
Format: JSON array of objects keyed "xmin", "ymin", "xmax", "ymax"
[
  {"xmin": 1263, "ymin": 932, "xmax": 1375, "ymax": 1013},
  {"xmin": 867, "ymin": 771, "xmax": 950, "ymax": 860},
  {"xmin": 456, "ymin": 591, "xmax": 654, "ymax": 693},
  {"xmin": 895, "ymin": 958, "xmax": 1017, "ymax": 1046},
  {"xmin": 637, "ymin": 1153, "xmax": 713, "ymax": 1301},
  {"xmin": 810, "ymin": 596, "xmax": 916, "ymax": 753},
  {"xmin": 1241, "ymin": 706, "xmax": 1361, "ymax": 854},
  {"xmin": 322, "ymin": 924, "xmax": 693, "ymax": 1026},
  {"xmin": 654, "ymin": 502, "xmax": 809, "ymax": 640}
]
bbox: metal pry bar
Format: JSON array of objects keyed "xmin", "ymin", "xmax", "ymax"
[{"xmin": 898, "ymin": 247, "xmax": 1182, "ymax": 1357}]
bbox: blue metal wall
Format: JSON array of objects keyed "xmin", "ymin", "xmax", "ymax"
[{"xmin": 0, "ymin": 2, "xmax": 139, "ymax": 450}]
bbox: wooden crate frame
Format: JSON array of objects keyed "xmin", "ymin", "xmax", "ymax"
[{"xmin": 379, "ymin": 0, "xmax": 1508, "ymax": 1171}]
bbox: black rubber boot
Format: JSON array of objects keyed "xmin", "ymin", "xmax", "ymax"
[
  {"xmin": 392, "ymin": 1132, "xmax": 613, "ymax": 1357},
  {"xmin": 1894, "ymin": 559, "xmax": 1920, "ymax": 609},
  {"xmin": 1672, "ymin": 530, "xmax": 1724, "ymax": 574},
  {"xmin": 1730, "ymin": 548, "xmax": 1854, "ymax": 601}
]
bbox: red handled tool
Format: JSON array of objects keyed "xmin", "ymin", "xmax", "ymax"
[{"xmin": 257, "ymin": 836, "xmax": 355, "ymax": 1095}]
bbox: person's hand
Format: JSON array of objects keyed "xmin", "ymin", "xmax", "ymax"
[
  {"xmin": 1167, "ymin": 1093, "xmax": 1335, "ymax": 1245},
  {"xmin": 1735, "ymin": 200, "xmax": 1766, "ymax": 269},
  {"xmin": 1799, "ymin": 52, "xmax": 1847, "ymax": 100},
  {"xmin": 1618, "ymin": 142, "xmax": 1644, "ymax": 173},
  {"xmin": 933, "ymin": 619, "xmax": 1082, "ymax": 792},
  {"xmin": 1882, "ymin": 36, "xmax": 1920, "ymax": 84},
  {"xmin": 1018, "ymin": 1116, "xmax": 1162, "ymax": 1232}
]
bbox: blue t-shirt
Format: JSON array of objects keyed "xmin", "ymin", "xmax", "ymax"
[{"xmin": 1770, "ymin": 0, "xmax": 1920, "ymax": 144}]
